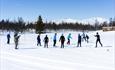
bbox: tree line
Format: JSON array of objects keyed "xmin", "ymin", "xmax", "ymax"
[{"xmin": 0, "ymin": 16, "xmax": 115, "ymax": 33}]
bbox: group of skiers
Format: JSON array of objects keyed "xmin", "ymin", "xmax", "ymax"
[
  {"xmin": 37, "ymin": 33, "xmax": 66, "ymax": 48},
  {"xmin": 77, "ymin": 32, "xmax": 89, "ymax": 47},
  {"xmin": 81, "ymin": 32, "xmax": 89, "ymax": 43},
  {"xmin": 36, "ymin": 32, "xmax": 102, "ymax": 48},
  {"xmin": 7, "ymin": 32, "xmax": 103, "ymax": 49}
]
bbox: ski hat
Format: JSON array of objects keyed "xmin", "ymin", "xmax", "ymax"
[
  {"xmin": 55, "ymin": 33, "xmax": 57, "ymax": 35},
  {"xmin": 96, "ymin": 32, "xmax": 98, "ymax": 34},
  {"xmin": 46, "ymin": 35, "xmax": 47, "ymax": 37},
  {"xmin": 78, "ymin": 33, "xmax": 80, "ymax": 36},
  {"xmin": 69, "ymin": 33, "xmax": 71, "ymax": 35}
]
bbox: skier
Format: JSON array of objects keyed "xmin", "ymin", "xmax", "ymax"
[
  {"xmin": 86, "ymin": 34, "xmax": 89, "ymax": 43},
  {"xmin": 59, "ymin": 34, "xmax": 65, "ymax": 48},
  {"xmin": 53, "ymin": 33, "xmax": 57, "ymax": 47},
  {"xmin": 44, "ymin": 35, "xmax": 49, "ymax": 48},
  {"xmin": 37, "ymin": 34, "xmax": 41, "ymax": 46},
  {"xmin": 94, "ymin": 32, "xmax": 103, "ymax": 48},
  {"xmin": 7, "ymin": 33, "xmax": 11, "ymax": 44},
  {"xmin": 14, "ymin": 33, "xmax": 20, "ymax": 49},
  {"xmin": 77, "ymin": 34, "xmax": 81, "ymax": 47},
  {"xmin": 67, "ymin": 33, "xmax": 72, "ymax": 45},
  {"xmin": 82, "ymin": 32, "xmax": 86, "ymax": 42}
]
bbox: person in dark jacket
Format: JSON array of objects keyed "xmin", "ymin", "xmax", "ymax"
[
  {"xmin": 37, "ymin": 34, "xmax": 41, "ymax": 46},
  {"xmin": 14, "ymin": 33, "xmax": 20, "ymax": 49},
  {"xmin": 86, "ymin": 34, "xmax": 89, "ymax": 43},
  {"xmin": 95, "ymin": 32, "xmax": 103, "ymax": 48},
  {"xmin": 7, "ymin": 33, "xmax": 11, "ymax": 44},
  {"xmin": 44, "ymin": 35, "xmax": 49, "ymax": 48},
  {"xmin": 77, "ymin": 34, "xmax": 81, "ymax": 47},
  {"xmin": 53, "ymin": 33, "xmax": 57, "ymax": 47},
  {"xmin": 59, "ymin": 34, "xmax": 65, "ymax": 48}
]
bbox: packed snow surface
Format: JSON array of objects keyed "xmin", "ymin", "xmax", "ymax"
[{"xmin": 0, "ymin": 30, "xmax": 115, "ymax": 70}]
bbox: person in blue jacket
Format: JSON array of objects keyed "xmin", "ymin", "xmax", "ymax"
[
  {"xmin": 77, "ymin": 34, "xmax": 81, "ymax": 47},
  {"xmin": 7, "ymin": 33, "xmax": 11, "ymax": 44},
  {"xmin": 67, "ymin": 33, "xmax": 72, "ymax": 45},
  {"xmin": 82, "ymin": 32, "xmax": 86, "ymax": 42},
  {"xmin": 53, "ymin": 33, "xmax": 57, "ymax": 47}
]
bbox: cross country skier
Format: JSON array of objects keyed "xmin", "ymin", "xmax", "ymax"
[
  {"xmin": 94, "ymin": 32, "xmax": 103, "ymax": 48},
  {"xmin": 14, "ymin": 33, "xmax": 20, "ymax": 49},
  {"xmin": 37, "ymin": 34, "xmax": 41, "ymax": 46},
  {"xmin": 44, "ymin": 35, "xmax": 49, "ymax": 48},
  {"xmin": 59, "ymin": 34, "xmax": 65, "ymax": 48},
  {"xmin": 86, "ymin": 34, "xmax": 89, "ymax": 43},
  {"xmin": 77, "ymin": 34, "xmax": 81, "ymax": 47},
  {"xmin": 7, "ymin": 33, "xmax": 11, "ymax": 44},
  {"xmin": 67, "ymin": 33, "xmax": 72, "ymax": 45},
  {"xmin": 53, "ymin": 33, "xmax": 57, "ymax": 47},
  {"xmin": 82, "ymin": 32, "xmax": 86, "ymax": 42}
]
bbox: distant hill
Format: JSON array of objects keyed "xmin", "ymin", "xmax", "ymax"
[{"xmin": 50, "ymin": 17, "xmax": 109, "ymax": 25}]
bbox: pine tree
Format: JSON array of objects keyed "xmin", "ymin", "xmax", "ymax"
[{"xmin": 35, "ymin": 15, "xmax": 44, "ymax": 34}]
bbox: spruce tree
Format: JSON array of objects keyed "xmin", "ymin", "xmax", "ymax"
[{"xmin": 35, "ymin": 15, "xmax": 44, "ymax": 34}]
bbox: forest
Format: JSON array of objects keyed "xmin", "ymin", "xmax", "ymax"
[{"xmin": 0, "ymin": 16, "xmax": 115, "ymax": 33}]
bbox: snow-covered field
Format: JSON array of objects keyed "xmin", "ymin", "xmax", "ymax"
[{"xmin": 0, "ymin": 30, "xmax": 115, "ymax": 70}]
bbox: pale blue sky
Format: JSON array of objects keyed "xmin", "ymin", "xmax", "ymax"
[{"xmin": 0, "ymin": 0, "xmax": 115, "ymax": 21}]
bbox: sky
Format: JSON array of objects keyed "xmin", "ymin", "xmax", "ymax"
[{"xmin": 0, "ymin": 0, "xmax": 115, "ymax": 22}]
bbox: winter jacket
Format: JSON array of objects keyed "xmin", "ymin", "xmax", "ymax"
[{"xmin": 67, "ymin": 34, "xmax": 72, "ymax": 39}]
